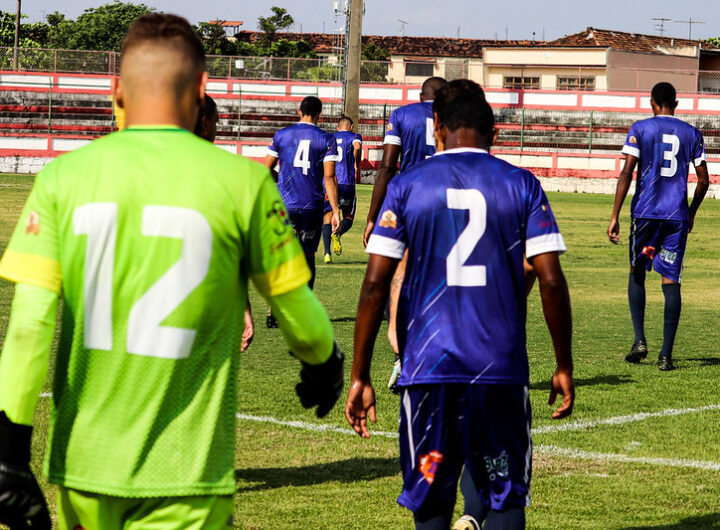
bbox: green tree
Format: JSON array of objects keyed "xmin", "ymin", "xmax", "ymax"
[
  {"xmin": 705, "ymin": 37, "xmax": 720, "ymax": 48},
  {"xmin": 360, "ymin": 42, "xmax": 389, "ymax": 82},
  {"xmin": 47, "ymin": 2, "xmax": 155, "ymax": 51},
  {"xmin": 361, "ymin": 42, "xmax": 389, "ymax": 61},
  {"xmin": 196, "ymin": 22, "xmax": 236, "ymax": 55},
  {"xmin": 257, "ymin": 7, "xmax": 293, "ymax": 45},
  {"xmin": 0, "ymin": 12, "xmax": 49, "ymax": 48}
]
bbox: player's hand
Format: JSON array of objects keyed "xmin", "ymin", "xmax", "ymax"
[
  {"xmin": 0, "ymin": 463, "xmax": 51, "ymax": 529},
  {"xmin": 688, "ymin": 215, "xmax": 696, "ymax": 233},
  {"xmin": 345, "ymin": 379, "xmax": 377, "ymax": 438},
  {"xmin": 549, "ymin": 369, "xmax": 575, "ymax": 419},
  {"xmin": 241, "ymin": 306, "xmax": 254, "ymax": 352},
  {"xmin": 363, "ymin": 220, "xmax": 375, "ymax": 247},
  {"xmin": 295, "ymin": 343, "xmax": 344, "ymax": 418},
  {"xmin": 607, "ymin": 218, "xmax": 620, "ymax": 244},
  {"xmin": 331, "ymin": 210, "xmax": 341, "ymax": 235},
  {"xmin": 387, "ymin": 323, "xmax": 399, "ymax": 355}
]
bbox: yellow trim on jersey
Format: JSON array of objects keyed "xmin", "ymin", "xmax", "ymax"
[
  {"xmin": 0, "ymin": 250, "xmax": 62, "ymax": 293},
  {"xmin": 251, "ymin": 253, "xmax": 310, "ymax": 297}
]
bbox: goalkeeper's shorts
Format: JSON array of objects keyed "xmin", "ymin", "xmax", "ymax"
[{"xmin": 57, "ymin": 486, "xmax": 233, "ymax": 530}]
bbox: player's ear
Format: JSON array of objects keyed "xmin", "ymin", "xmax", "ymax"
[
  {"xmin": 491, "ymin": 128, "xmax": 499, "ymax": 147},
  {"xmin": 112, "ymin": 77, "xmax": 124, "ymax": 109},
  {"xmin": 197, "ymin": 71, "xmax": 208, "ymax": 103},
  {"xmin": 672, "ymin": 100, "xmax": 678, "ymax": 111}
]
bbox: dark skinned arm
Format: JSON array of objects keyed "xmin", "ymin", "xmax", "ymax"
[
  {"xmin": 531, "ymin": 252, "xmax": 574, "ymax": 419},
  {"xmin": 345, "ymin": 254, "xmax": 399, "ymax": 437},
  {"xmin": 263, "ymin": 155, "xmax": 279, "ymax": 183},
  {"xmin": 689, "ymin": 161, "xmax": 709, "ymax": 232},
  {"xmin": 353, "ymin": 141, "xmax": 363, "ymax": 184},
  {"xmin": 607, "ymin": 153, "xmax": 638, "ymax": 244},
  {"xmin": 364, "ymin": 144, "xmax": 400, "ymax": 246}
]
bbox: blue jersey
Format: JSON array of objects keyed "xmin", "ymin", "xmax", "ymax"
[
  {"xmin": 333, "ymin": 130, "xmax": 362, "ymax": 186},
  {"xmin": 367, "ymin": 148, "xmax": 566, "ymax": 386},
  {"xmin": 384, "ymin": 101, "xmax": 435, "ymax": 171},
  {"xmin": 268, "ymin": 122, "xmax": 337, "ymax": 210},
  {"xmin": 622, "ymin": 115, "xmax": 705, "ymax": 222}
]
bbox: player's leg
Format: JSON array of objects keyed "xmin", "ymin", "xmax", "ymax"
[
  {"xmin": 455, "ymin": 468, "xmax": 486, "ymax": 529},
  {"xmin": 460, "ymin": 384, "xmax": 532, "ymax": 530},
  {"xmin": 322, "ymin": 205, "xmax": 333, "ymax": 264},
  {"xmin": 653, "ymin": 221, "xmax": 688, "ymax": 371},
  {"xmin": 625, "ymin": 218, "xmax": 658, "ymax": 362},
  {"xmin": 397, "ymin": 385, "xmax": 464, "ymax": 530}
]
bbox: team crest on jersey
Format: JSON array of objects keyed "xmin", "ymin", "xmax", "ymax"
[
  {"xmin": 629, "ymin": 136, "xmax": 637, "ymax": 144},
  {"xmin": 266, "ymin": 200, "xmax": 291, "ymax": 235},
  {"xmin": 641, "ymin": 245, "xmax": 656, "ymax": 259},
  {"xmin": 419, "ymin": 450, "xmax": 444, "ymax": 484},
  {"xmin": 659, "ymin": 248, "xmax": 677, "ymax": 264},
  {"xmin": 379, "ymin": 210, "xmax": 398, "ymax": 229},
  {"xmin": 25, "ymin": 210, "xmax": 40, "ymax": 235},
  {"xmin": 387, "ymin": 122, "xmax": 393, "ymax": 131}
]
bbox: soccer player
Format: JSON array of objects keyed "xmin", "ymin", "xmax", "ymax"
[
  {"xmin": 346, "ymin": 80, "xmax": 574, "ymax": 530},
  {"xmin": 608, "ymin": 82, "xmax": 709, "ymax": 371},
  {"xmin": 194, "ymin": 94, "xmax": 254, "ymax": 352},
  {"xmin": 322, "ymin": 115, "xmax": 362, "ymax": 263},
  {"xmin": 264, "ymin": 96, "xmax": 340, "ymax": 327},
  {"xmin": 0, "ymin": 14, "xmax": 343, "ymax": 530}
]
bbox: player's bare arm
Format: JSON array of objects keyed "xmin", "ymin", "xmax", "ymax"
[
  {"xmin": 387, "ymin": 250, "xmax": 408, "ymax": 354},
  {"xmin": 263, "ymin": 155, "xmax": 279, "ymax": 182},
  {"xmin": 364, "ymin": 144, "xmax": 400, "ymax": 246},
  {"xmin": 346, "ymin": 253, "xmax": 399, "ymax": 437},
  {"xmin": 689, "ymin": 161, "xmax": 710, "ymax": 232},
  {"xmin": 532, "ymin": 252, "xmax": 574, "ymax": 419},
  {"xmin": 241, "ymin": 297, "xmax": 254, "ymax": 352},
  {"xmin": 323, "ymin": 160, "xmax": 341, "ymax": 233},
  {"xmin": 353, "ymin": 141, "xmax": 363, "ymax": 183},
  {"xmin": 608, "ymin": 153, "xmax": 638, "ymax": 244}
]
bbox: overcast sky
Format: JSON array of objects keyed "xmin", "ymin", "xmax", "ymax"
[{"xmin": 13, "ymin": 0, "xmax": 720, "ymax": 42}]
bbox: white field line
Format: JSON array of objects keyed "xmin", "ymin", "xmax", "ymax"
[{"xmin": 236, "ymin": 413, "xmax": 399, "ymax": 438}]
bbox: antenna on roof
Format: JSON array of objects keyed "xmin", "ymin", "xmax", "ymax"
[
  {"xmin": 653, "ymin": 17, "xmax": 671, "ymax": 36},
  {"xmin": 674, "ymin": 18, "xmax": 705, "ymax": 40},
  {"xmin": 398, "ymin": 19, "xmax": 408, "ymax": 37}
]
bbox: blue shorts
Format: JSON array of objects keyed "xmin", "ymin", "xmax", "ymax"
[
  {"xmin": 630, "ymin": 218, "xmax": 688, "ymax": 283},
  {"xmin": 324, "ymin": 185, "xmax": 356, "ymax": 217},
  {"xmin": 397, "ymin": 384, "xmax": 531, "ymax": 514},
  {"xmin": 288, "ymin": 209, "xmax": 323, "ymax": 254}
]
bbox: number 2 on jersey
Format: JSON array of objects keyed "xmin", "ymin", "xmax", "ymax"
[
  {"xmin": 74, "ymin": 204, "xmax": 212, "ymax": 359},
  {"xmin": 446, "ymin": 189, "xmax": 486, "ymax": 287},
  {"xmin": 293, "ymin": 139, "xmax": 311, "ymax": 175}
]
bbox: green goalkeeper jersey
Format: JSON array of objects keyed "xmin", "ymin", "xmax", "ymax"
[{"xmin": 0, "ymin": 125, "xmax": 310, "ymax": 497}]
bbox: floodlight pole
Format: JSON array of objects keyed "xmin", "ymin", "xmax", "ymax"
[
  {"xmin": 343, "ymin": 0, "xmax": 362, "ymax": 125},
  {"xmin": 13, "ymin": 0, "xmax": 21, "ymax": 70}
]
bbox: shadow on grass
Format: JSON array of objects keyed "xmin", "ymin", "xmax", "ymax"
[
  {"xmin": 620, "ymin": 512, "xmax": 720, "ymax": 529},
  {"xmin": 330, "ymin": 316, "xmax": 356, "ymax": 323},
  {"xmin": 684, "ymin": 357, "xmax": 720, "ymax": 367},
  {"xmin": 236, "ymin": 456, "xmax": 398, "ymax": 492},
  {"xmin": 530, "ymin": 374, "xmax": 635, "ymax": 391}
]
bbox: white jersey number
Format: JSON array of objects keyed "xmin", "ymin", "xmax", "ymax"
[
  {"xmin": 446, "ymin": 189, "xmax": 487, "ymax": 287},
  {"xmin": 74, "ymin": 204, "xmax": 212, "ymax": 359},
  {"xmin": 426, "ymin": 117, "xmax": 436, "ymax": 147},
  {"xmin": 661, "ymin": 134, "xmax": 679, "ymax": 178},
  {"xmin": 335, "ymin": 138, "xmax": 343, "ymax": 163},
  {"xmin": 293, "ymin": 139, "xmax": 311, "ymax": 175}
]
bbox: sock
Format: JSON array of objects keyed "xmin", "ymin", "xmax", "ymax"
[
  {"xmin": 305, "ymin": 254, "xmax": 316, "ymax": 290},
  {"xmin": 339, "ymin": 217, "xmax": 353, "ymax": 236},
  {"xmin": 414, "ymin": 502, "xmax": 454, "ymax": 530},
  {"xmin": 628, "ymin": 270, "xmax": 646, "ymax": 344},
  {"xmin": 484, "ymin": 507, "xmax": 526, "ymax": 530},
  {"xmin": 659, "ymin": 282, "xmax": 681, "ymax": 360},
  {"xmin": 460, "ymin": 468, "xmax": 486, "ymax": 523},
  {"xmin": 321, "ymin": 224, "xmax": 332, "ymax": 255}
]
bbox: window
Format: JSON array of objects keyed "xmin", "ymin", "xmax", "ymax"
[
  {"xmin": 557, "ymin": 76, "xmax": 596, "ymax": 91},
  {"xmin": 503, "ymin": 76, "xmax": 540, "ymax": 90},
  {"xmin": 405, "ymin": 61, "xmax": 435, "ymax": 77}
]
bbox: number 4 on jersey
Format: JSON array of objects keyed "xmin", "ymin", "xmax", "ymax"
[{"xmin": 293, "ymin": 139, "xmax": 311, "ymax": 175}]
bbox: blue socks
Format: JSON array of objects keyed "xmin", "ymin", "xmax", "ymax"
[
  {"xmin": 321, "ymin": 223, "xmax": 332, "ymax": 256},
  {"xmin": 628, "ymin": 271, "xmax": 646, "ymax": 345},
  {"xmin": 484, "ymin": 507, "xmax": 526, "ymax": 529},
  {"xmin": 339, "ymin": 217, "xmax": 353, "ymax": 236},
  {"xmin": 660, "ymin": 282, "xmax": 681, "ymax": 360},
  {"xmin": 460, "ymin": 468, "xmax": 486, "ymax": 522}
]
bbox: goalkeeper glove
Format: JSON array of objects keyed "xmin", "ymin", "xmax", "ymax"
[
  {"xmin": 0, "ymin": 411, "xmax": 50, "ymax": 530},
  {"xmin": 295, "ymin": 343, "xmax": 344, "ymax": 418}
]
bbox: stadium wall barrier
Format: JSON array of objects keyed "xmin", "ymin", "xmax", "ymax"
[
  {"xmin": 5, "ymin": 71, "xmax": 720, "ymax": 114},
  {"xmin": 4, "ymin": 136, "xmax": 720, "ymax": 198}
]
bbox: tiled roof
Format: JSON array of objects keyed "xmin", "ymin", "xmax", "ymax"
[
  {"xmin": 548, "ymin": 27, "xmax": 717, "ymax": 53},
  {"xmin": 234, "ymin": 31, "xmax": 534, "ymax": 58}
]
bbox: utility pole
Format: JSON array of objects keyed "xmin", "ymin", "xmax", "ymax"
[
  {"xmin": 13, "ymin": 0, "xmax": 21, "ymax": 71},
  {"xmin": 344, "ymin": 0, "xmax": 362, "ymax": 125},
  {"xmin": 675, "ymin": 18, "xmax": 705, "ymax": 40}
]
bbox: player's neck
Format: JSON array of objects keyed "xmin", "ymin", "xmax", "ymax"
[
  {"xmin": 654, "ymin": 108, "xmax": 675, "ymax": 117},
  {"xmin": 124, "ymin": 99, "xmax": 195, "ymax": 130},
  {"xmin": 298, "ymin": 115, "xmax": 317, "ymax": 125},
  {"xmin": 443, "ymin": 129, "xmax": 489, "ymax": 152}
]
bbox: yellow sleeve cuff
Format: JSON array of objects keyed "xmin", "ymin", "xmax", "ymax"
[
  {"xmin": 0, "ymin": 250, "xmax": 62, "ymax": 293},
  {"xmin": 251, "ymin": 253, "xmax": 311, "ymax": 298}
]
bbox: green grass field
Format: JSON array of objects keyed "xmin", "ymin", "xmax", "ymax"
[{"xmin": 1, "ymin": 175, "xmax": 720, "ymax": 529}]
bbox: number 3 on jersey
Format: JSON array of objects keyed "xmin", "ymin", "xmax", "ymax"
[
  {"xmin": 294, "ymin": 139, "xmax": 311, "ymax": 175},
  {"xmin": 661, "ymin": 134, "xmax": 679, "ymax": 178},
  {"xmin": 74, "ymin": 204, "xmax": 212, "ymax": 359}
]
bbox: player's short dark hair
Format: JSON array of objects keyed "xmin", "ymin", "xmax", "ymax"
[
  {"xmin": 338, "ymin": 115, "xmax": 353, "ymax": 127},
  {"xmin": 194, "ymin": 94, "xmax": 218, "ymax": 136},
  {"xmin": 299, "ymin": 96, "xmax": 322, "ymax": 118},
  {"xmin": 421, "ymin": 77, "xmax": 447, "ymax": 100},
  {"xmin": 122, "ymin": 13, "xmax": 205, "ymax": 70},
  {"xmin": 651, "ymin": 82, "xmax": 677, "ymax": 108},
  {"xmin": 433, "ymin": 79, "xmax": 493, "ymax": 136}
]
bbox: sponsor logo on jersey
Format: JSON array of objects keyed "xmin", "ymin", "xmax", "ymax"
[
  {"xmin": 379, "ymin": 210, "xmax": 398, "ymax": 229},
  {"xmin": 659, "ymin": 248, "xmax": 677, "ymax": 264},
  {"xmin": 484, "ymin": 450, "xmax": 509, "ymax": 482},
  {"xmin": 641, "ymin": 245, "xmax": 656, "ymax": 259},
  {"xmin": 267, "ymin": 200, "xmax": 291, "ymax": 235},
  {"xmin": 419, "ymin": 450, "xmax": 444, "ymax": 484},
  {"xmin": 25, "ymin": 210, "xmax": 40, "ymax": 235},
  {"xmin": 629, "ymin": 136, "xmax": 637, "ymax": 144}
]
